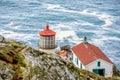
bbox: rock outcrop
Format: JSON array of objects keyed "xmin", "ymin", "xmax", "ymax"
[{"xmin": 0, "ymin": 35, "xmax": 119, "ymax": 80}]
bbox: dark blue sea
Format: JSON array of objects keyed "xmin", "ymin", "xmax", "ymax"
[{"xmin": 0, "ymin": 0, "xmax": 120, "ymax": 70}]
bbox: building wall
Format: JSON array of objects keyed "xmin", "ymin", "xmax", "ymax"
[
  {"xmin": 85, "ymin": 59, "xmax": 113, "ymax": 77},
  {"xmin": 72, "ymin": 53, "xmax": 85, "ymax": 69}
]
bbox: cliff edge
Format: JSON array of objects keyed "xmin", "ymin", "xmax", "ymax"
[{"xmin": 0, "ymin": 35, "xmax": 119, "ymax": 80}]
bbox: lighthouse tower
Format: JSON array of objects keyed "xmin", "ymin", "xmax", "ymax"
[{"xmin": 39, "ymin": 24, "xmax": 56, "ymax": 53}]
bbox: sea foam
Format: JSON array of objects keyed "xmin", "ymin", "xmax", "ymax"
[{"xmin": 45, "ymin": 4, "xmax": 113, "ymax": 27}]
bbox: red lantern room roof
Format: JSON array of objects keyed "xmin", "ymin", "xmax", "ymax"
[{"xmin": 39, "ymin": 24, "xmax": 56, "ymax": 36}]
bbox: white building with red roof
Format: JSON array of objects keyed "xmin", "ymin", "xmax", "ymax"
[
  {"xmin": 71, "ymin": 37, "xmax": 113, "ymax": 77},
  {"xmin": 39, "ymin": 24, "xmax": 56, "ymax": 53}
]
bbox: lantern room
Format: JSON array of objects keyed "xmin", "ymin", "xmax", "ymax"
[{"xmin": 39, "ymin": 24, "xmax": 56, "ymax": 50}]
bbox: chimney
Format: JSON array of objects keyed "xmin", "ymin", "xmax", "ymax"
[
  {"xmin": 83, "ymin": 36, "xmax": 87, "ymax": 41},
  {"xmin": 83, "ymin": 36, "xmax": 88, "ymax": 44}
]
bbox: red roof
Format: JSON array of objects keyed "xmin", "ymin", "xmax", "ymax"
[
  {"xmin": 72, "ymin": 43, "xmax": 112, "ymax": 65},
  {"xmin": 39, "ymin": 24, "xmax": 56, "ymax": 36}
]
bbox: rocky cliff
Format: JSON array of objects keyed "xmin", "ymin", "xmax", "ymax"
[{"xmin": 0, "ymin": 35, "xmax": 119, "ymax": 80}]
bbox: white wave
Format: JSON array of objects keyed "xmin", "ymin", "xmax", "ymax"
[
  {"xmin": 6, "ymin": 22, "xmax": 14, "ymax": 26},
  {"xmin": 80, "ymin": 10, "xmax": 113, "ymax": 27},
  {"xmin": 56, "ymin": 31, "xmax": 73, "ymax": 40},
  {"xmin": 0, "ymin": 15, "xmax": 14, "ymax": 19},
  {"xmin": 49, "ymin": 22, "xmax": 100, "ymax": 46},
  {"xmin": 80, "ymin": 22, "xmax": 95, "ymax": 26},
  {"xmin": 0, "ymin": 29, "xmax": 39, "ymax": 41},
  {"xmin": 45, "ymin": 4, "xmax": 113, "ymax": 27},
  {"xmin": 50, "ymin": 23, "xmax": 83, "ymax": 45},
  {"xmin": 52, "ymin": 23, "xmax": 74, "ymax": 30},
  {"xmin": 68, "ymin": 20, "xmax": 95, "ymax": 26},
  {"xmin": 3, "ymin": 22, "xmax": 39, "ymax": 30},
  {"xmin": 43, "ymin": 4, "xmax": 63, "ymax": 9},
  {"xmin": 51, "ymin": 22, "xmax": 98, "ymax": 34},
  {"xmin": 51, "ymin": 23, "xmax": 75, "ymax": 40},
  {"xmin": 98, "ymin": 14, "xmax": 113, "ymax": 27},
  {"xmin": 4, "ymin": 22, "xmax": 22, "ymax": 30},
  {"xmin": 56, "ymin": 30, "xmax": 81, "ymax": 44},
  {"xmin": 14, "ymin": 26, "xmax": 22, "ymax": 29},
  {"xmin": 91, "ymin": 35, "xmax": 120, "ymax": 46},
  {"xmin": 100, "ymin": 36, "xmax": 120, "ymax": 41}
]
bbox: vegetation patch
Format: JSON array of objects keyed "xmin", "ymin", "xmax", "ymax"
[{"xmin": 0, "ymin": 36, "xmax": 120, "ymax": 80}]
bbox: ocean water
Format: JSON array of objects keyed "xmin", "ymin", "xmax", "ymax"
[{"xmin": 0, "ymin": 0, "xmax": 120, "ymax": 69}]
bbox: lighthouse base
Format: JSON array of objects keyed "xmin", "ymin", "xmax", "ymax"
[{"xmin": 39, "ymin": 48, "xmax": 56, "ymax": 54}]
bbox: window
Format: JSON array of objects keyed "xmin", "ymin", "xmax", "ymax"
[
  {"xmin": 97, "ymin": 61, "xmax": 101, "ymax": 67},
  {"xmin": 72, "ymin": 54, "xmax": 74, "ymax": 61},
  {"xmin": 76, "ymin": 58, "xmax": 78, "ymax": 65},
  {"xmin": 93, "ymin": 69, "xmax": 105, "ymax": 76},
  {"xmin": 80, "ymin": 63, "xmax": 82, "ymax": 69}
]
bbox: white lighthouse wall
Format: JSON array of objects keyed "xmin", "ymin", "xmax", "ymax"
[{"xmin": 39, "ymin": 48, "xmax": 57, "ymax": 54}]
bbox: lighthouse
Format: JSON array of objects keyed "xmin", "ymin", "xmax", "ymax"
[{"xmin": 39, "ymin": 24, "xmax": 56, "ymax": 53}]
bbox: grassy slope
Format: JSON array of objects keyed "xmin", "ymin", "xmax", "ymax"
[{"xmin": 0, "ymin": 37, "xmax": 119, "ymax": 80}]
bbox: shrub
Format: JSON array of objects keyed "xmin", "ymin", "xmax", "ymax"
[{"xmin": 13, "ymin": 54, "xmax": 26, "ymax": 67}]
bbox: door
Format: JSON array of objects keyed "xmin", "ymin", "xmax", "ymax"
[
  {"xmin": 93, "ymin": 69, "xmax": 105, "ymax": 76},
  {"xmin": 99, "ymin": 69, "xmax": 105, "ymax": 76}
]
